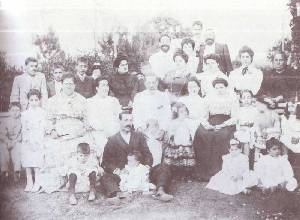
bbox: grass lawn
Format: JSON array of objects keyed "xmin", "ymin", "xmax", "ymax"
[{"xmin": 1, "ymin": 180, "xmax": 300, "ymax": 220}]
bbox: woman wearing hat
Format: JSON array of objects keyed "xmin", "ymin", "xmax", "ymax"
[{"xmin": 193, "ymin": 77, "xmax": 239, "ymax": 181}]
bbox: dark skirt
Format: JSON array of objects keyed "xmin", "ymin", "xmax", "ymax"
[{"xmin": 193, "ymin": 114, "xmax": 236, "ymax": 180}]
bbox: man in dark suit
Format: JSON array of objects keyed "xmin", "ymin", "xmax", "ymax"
[
  {"xmin": 101, "ymin": 109, "xmax": 173, "ymax": 204},
  {"xmin": 74, "ymin": 57, "xmax": 95, "ymax": 98},
  {"xmin": 47, "ymin": 66, "xmax": 63, "ymax": 98},
  {"xmin": 197, "ymin": 28, "xmax": 233, "ymax": 75}
]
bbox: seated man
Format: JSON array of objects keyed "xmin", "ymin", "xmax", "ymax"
[
  {"xmin": 101, "ymin": 109, "xmax": 173, "ymax": 204},
  {"xmin": 257, "ymin": 51, "xmax": 298, "ymax": 108}
]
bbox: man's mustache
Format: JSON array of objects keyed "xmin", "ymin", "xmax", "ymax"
[
  {"xmin": 125, "ymin": 125, "xmax": 133, "ymax": 129},
  {"xmin": 161, "ymin": 45, "xmax": 170, "ymax": 48}
]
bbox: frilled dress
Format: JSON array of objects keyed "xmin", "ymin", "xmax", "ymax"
[
  {"xmin": 206, "ymin": 153, "xmax": 257, "ymax": 195},
  {"xmin": 281, "ymin": 115, "xmax": 300, "ymax": 153},
  {"xmin": 254, "ymin": 155, "xmax": 298, "ymax": 191},
  {"xmin": 193, "ymin": 94, "xmax": 238, "ymax": 180},
  {"xmin": 119, "ymin": 164, "xmax": 155, "ymax": 193},
  {"xmin": 21, "ymin": 107, "xmax": 45, "ymax": 168},
  {"xmin": 163, "ymin": 118, "xmax": 197, "ymax": 167}
]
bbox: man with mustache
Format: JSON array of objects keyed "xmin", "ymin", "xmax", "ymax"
[
  {"xmin": 149, "ymin": 34, "xmax": 175, "ymax": 79},
  {"xmin": 197, "ymin": 28, "xmax": 233, "ymax": 75},
  {"xmin": 10, "ymin": 57, "xmax": 48, "ymax": 111},
  {"xmin": 101, "ymin": 108, "xmax": 173, "ymax": 204}
]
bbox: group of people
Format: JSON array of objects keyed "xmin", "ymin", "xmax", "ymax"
[{"xmin": 1, "ymin": 20, "xmax": 300, "ymax": 206}]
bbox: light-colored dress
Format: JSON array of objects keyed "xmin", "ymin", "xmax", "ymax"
[
  {"xmin": 144, "ymin": 131, "xmax": 163, "ymax": 167},
  {"xmin": 235, "ymin": 105, "xmax": 259, "ymax": 144},
  {"xmin": 254, "ymin": 154, "xmax": 298, "ymax": 191},
  {"xmin": 178, "ymin": 94, "xmax": 205, "ymax": 126},
  {"xmin": 119, "ymin": 164, "xmax": 155, "ymax": 193},
  {"xmin": 206, "ymin": 153, "xmax": 257, "ymax": 195},
  {"xmin": 281, "ymin": 115, "xmax": 300, "ymax": 153},
  {"xmin": 194, "ymin": 71, "xmax": 229, "ymax": 97},
  {"xmin": 229, "ymin": 65, "xmax": 263, "ymax": 96},
  {"xmin": 132, "ymin": 90, "xmax": 172, "ymax": 131},
  {"xmin": 87, "ymin": 95, "xmax": 121, "ymax": 137},
  {"xmin": 21, "ymin": 107, "xmax": 45, "ymax": 168}
]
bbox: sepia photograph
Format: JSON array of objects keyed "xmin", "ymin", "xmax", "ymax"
[{"xmin": 0, "ymin": 0, "xmax": 300, "ymax": 219}]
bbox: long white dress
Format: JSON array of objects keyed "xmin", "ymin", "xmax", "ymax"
[
  {"xmin": 206, "ymin": 153, "xmax": 257, "ymax": 195},
  {"xmin": 144, "ymin": 131, "xmax": 163, "ymax": 167},
  {"xmin": 235, "ymin": 105, "xmax": 259, "ymax": 144},
  {"xmin": 281, "ymin": 115, "xmax": 300, "ymax": 153},
  {"xmin": 254, "ymin": 154, "xmax": 298, "ymax": 191},
  {"xmin": 119, "ymin": 164, "xmax": 155, "ymax": 193},
  {"xmin": 21, "ymin": 107, "xmax": 45, "ymax": 168}
]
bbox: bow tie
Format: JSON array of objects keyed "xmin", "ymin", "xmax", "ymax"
[{"xmin": 242, "ymin": 67, "xmax": 248, "ymax": 75}]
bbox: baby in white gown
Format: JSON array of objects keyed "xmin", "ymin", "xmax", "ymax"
[
  {"xmin": 206, "ymin": 138, "xmax": 257, "ymax": 195},
  {"xmin": 119, "ymin": 151, "xmax": 155, "ymax": 194}
]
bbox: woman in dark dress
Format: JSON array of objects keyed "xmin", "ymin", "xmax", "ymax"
[{"xmin": 193, "ymin": 77, "xmax": 239, "ymax": 181}]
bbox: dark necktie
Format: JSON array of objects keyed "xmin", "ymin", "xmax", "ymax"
[{"xmin": 242, "ymin": 67, "xmax": 248, "ymax": 75}]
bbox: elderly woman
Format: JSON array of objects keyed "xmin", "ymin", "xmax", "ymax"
[
  {"xmin": 195, "ymin": 53, "xmax": 229, "ymax": 97},
  {"xmin": 193, "ymin": 77, "xmax": 239, "ymax": 181},
  {"xmin": 40, "ymin": 73, "xmax": 103, "ymax": 193},
  {"xmin": 229, "ymin": 46, "xmax": 263, "ymax": 96},
  {"xmin": 181, "ymin": 38, "xmax": 199, "ymax": 74},
  {"xmin": 159, "ymin": 49, "xmax": 191, "ymax": 102}
]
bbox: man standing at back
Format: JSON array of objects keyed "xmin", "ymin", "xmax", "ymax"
[
  {"xmin": 74, "ymin": 57, "xmax": 95, "ymax": 98},
  {"xmin": 149, "ymin": 35, "xmax": 175, "ymax": 79},
  {"xmin": 10, "ymin": 57, "xmax": 48, "ymax": 111},
  {"xmin": 197, "ymin": 28, "xmax": 233, "ymax": 75}
]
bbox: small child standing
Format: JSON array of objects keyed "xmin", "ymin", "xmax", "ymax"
[
  {"xmin": 206, "ymin": 138, "xmax": 257, "ymax": 195},
  {"xmin": 117, "ymin": 151, "xmax": 155, "ymax": 195},
  {"xmin": 254, "ymin": 137, "xmax": 298, "ymax": 193},
  {"xmin": 66, "ymin": 143, "xmax": 102, "ymax": 205},
  {"xmin": 21, "ymin": 89, "xmax": 45, "ymax": 192},
  {"xmin": 144, "ymin": 119, "xmax": 164, "ymax": 167},
  {"xmin": 0, "ymin": 102, "xmax": 22, "ymax": 182},
  {"xmin": 235, "ymin": 90, "xmax": 258, "ymax": 157},
  {"xmin": 163, "ymin": 102, "xmax": 196, "ymax": 181}
]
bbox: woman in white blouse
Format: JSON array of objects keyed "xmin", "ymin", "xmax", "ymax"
[
  {"xmin": 87, "ymin": 76, "xmax": 122, "ymax": 138},
  {"xmin": 178, "ymin": 77, "xmax": 205, "ymax": 127},
  {"xmin": 193, "ymin": 77, "xmax": 239, "ymax": 181},
  {"xmin": 229, "ymin": 46, "xmax": 263, "ymax": 96}
]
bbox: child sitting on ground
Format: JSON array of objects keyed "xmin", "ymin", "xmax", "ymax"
[
  {"xmin": 21, "ymin": 89, "xmax": 45, "ymax": 192},
  {"xmin": 254, "ymin": 137, "xmax": 298, "ymax": 193},
  {"xmin": 65, "ymin": 142, "xmax": 102, "ymax": 205},
  {"xmin": 117, "ymin": 151, "xmax": 155, "ymax": 195},
  {"xmin": 206, "ymin": 138, "xmax": 257, "ymax": 195},
  {"xmin": 0, "ymin": 102, "xmax": 22, "ymax": 183}
]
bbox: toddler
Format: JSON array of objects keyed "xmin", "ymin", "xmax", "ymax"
[
  {"xmin": 254, "ymin": 138, "xmax": 298, "ymax": 193},
  {"xmin": 206, "ymin": 138, "xmax": 257, "ymax": 195}
]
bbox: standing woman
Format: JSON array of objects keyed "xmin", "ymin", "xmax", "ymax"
[
  {"xmin": 193, "ymin": 77, "xmax": 239, "ymax": 181},
  {"xmin": 229, "ymin": 46, "xmax": 263, "ymax": 96},
  {"xmin": 159, "ymin": 49, "xmax": 191, "ymax": 103}
]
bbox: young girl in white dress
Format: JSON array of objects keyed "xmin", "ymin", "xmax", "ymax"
[
  {"xmin": 21, "ymin": 89, "xmax": 45, "ymax": 192},
  {"xmin": 254, "ymin": 137, "xmax": 298, "ymax": 193},
  {"xmin": 206, "ymin": 138, "xmax": 257, "ymax": 195},
  {"xmin": 235, "ymin": 90, "xmax": 258, "ymax": 157},
  {"xmin": 118, "ymin": 151, "xmax": 155, "ymax": 194}
]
